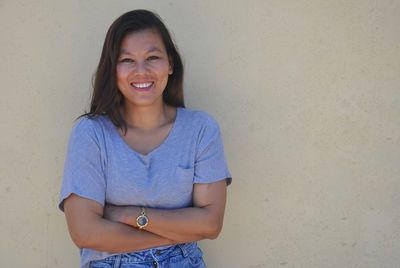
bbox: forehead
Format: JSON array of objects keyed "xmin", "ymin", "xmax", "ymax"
[{"xmin": 120, "ymin": 29, "xmax": 166, "ymax": 54}]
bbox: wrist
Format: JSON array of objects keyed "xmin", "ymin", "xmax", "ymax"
[
  {"xmin": 123, "ymin": 206, "xmax": 140, "ymax": 226},
  {"xmin": 136, "ymin": 207, "xmax": 149, "ymax": 229}
]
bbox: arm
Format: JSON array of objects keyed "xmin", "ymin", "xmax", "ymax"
[
  {"xmin": 104, "ymin": 179, "xmax": 227, "ymax": 243},
  {"xmin": 64, "ymin": 194, "xmax": 175, "ymax": 253}
]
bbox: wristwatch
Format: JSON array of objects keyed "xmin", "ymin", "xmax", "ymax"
[{"xmin": 136, "ymin": 207, "xmax": 149, "ymax": 229}]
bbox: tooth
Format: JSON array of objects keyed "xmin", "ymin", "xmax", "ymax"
[{"xmin": 133, "ymin": 82, "xmax": 151, "ymax": 88}]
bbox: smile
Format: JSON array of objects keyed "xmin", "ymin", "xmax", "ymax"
[{"xmin": 130, "ymin": 82, "xmax": 154, "ymax": 91}]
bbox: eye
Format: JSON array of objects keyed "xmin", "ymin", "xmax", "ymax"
[
  {"xmin": 120, "ymin": 58, "xmax": 134, "ymax": 63},
  {"xmin": 147, "ymin": 56, "xmax": 159, "ymax": 61}
]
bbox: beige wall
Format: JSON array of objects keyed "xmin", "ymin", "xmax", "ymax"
[{"xmin": 1, "ymin": 0, "xmax": 399, "ymax": 267}]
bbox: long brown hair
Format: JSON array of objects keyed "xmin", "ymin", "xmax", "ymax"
[{"xmin": 81, "ymin": 10, "xmax": 184, "ymax": 133}]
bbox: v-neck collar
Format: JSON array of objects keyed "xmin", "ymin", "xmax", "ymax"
[{"xmin": 107, "ymin": 107, "xmax": 181, "ymax": 158}]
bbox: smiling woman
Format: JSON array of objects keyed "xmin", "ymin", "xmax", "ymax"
[
  {"xmin": 58, "ymin": 9, "xmax": 231, "ymax": 268},
  {"xmin": 117, "ymin": 29, "xmax": 173, "ymax": 108}
]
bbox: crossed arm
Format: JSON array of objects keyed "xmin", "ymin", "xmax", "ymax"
[{"xmin": 63, "ymin": 179, "xmax": 227, "ymax": 253}]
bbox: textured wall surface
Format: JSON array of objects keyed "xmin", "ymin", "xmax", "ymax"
[{"xmin": 1, "ymin": 0, "xmax": 399, "ymax": 267}]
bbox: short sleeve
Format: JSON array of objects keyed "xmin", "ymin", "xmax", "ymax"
[
  {"xmin": 58, "ymin": 118, "xmax": 106, "ymax": 212},
  {"xmin": 193, "ymin": 115, "xmax": 232, "ymax": 185}
]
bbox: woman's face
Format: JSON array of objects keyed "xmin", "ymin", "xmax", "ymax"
[{"xmin": 117, "ymin": 29, "xmax": 173, "ymax": 108}]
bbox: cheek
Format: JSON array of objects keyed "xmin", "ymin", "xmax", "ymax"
[
  {"xmin": 151, "ymin": 61, "xmax": 171, "ymax": 75},
  {"xmin": 116, "ymin": 69, "xmax": 128, "ymax": 90},
  {"xmin": 117, "ymin": 65, "xmax": 132, "ymax": 78}
]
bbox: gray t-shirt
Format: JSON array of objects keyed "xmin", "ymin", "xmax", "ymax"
[{"xmin": 59, "ymin": 107, "xmax": 232, "ymax": 268}]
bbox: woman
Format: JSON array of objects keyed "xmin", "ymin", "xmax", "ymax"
[{"xmin": 59, "ymin": 9, "xmax": 231, "ymax": 268}]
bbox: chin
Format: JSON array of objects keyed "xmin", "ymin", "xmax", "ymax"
[{"xmin": 126, "ymin": 97, "xmax": 164, "ymax": 108}]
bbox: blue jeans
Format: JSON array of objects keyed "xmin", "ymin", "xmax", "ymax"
[{"xmin": 89, "ymin": 242, "xmax": 206, "ymax": 268}]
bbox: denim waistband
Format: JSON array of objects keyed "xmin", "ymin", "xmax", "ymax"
[{"xmin": 101, "ymin": 242, "xmax": 198, "ymax": 264}]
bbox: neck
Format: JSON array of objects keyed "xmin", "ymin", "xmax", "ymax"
[{"xmin": 122, "ymin": 102, "xmax": 170, "ymax": 130}]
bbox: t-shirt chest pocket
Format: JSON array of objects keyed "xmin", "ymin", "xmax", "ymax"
[
  {"xmin": 174, "ymin": 166, "xmax": 195, "ymax": 193},
  {"xmin": 156, "ymin": 166, "xmax": 194, "ymax": 208}
]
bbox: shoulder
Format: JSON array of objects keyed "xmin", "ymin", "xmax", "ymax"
[
  {"xmin": 179, "ymin": 108, "xmax": 220, "ymax": 130},
  {"xmin": 178, "ymin": 108, "xmax": 222, "ymax": 146},
  {"xmin": 70, "ymin": 115, "xmax": 110, "ymax": 142}
]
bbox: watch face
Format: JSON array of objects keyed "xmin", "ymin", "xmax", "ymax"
[{"xmin": 137, "ymin": 215, "xmax": 148, "ymax": 227}]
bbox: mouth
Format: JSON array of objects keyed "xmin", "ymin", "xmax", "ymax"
[{"xmin": 130, "ymin": 82, "xmax": 154, "ymax": 91}]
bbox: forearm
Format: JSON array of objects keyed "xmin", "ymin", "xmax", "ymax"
[
  {"xmin": 78, "ymin": 217, "xmax": 175, "ymax": 253},
  {"xmin": 64, "ymin": 194, "xmax": 175, "ymax": 253},
  {"xmin": 104, "ymin": 181, "xmax": 227, "ymax": 243},
  {"xmin": 118, "ymin": 206, "xmax": 218, "ymax": 243},
  {"xmin": 146, "ymin": 206, "xmax": 221, "ymax": 242}
]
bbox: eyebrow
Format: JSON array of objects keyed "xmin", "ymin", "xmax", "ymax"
[
  {"xmin": 119, "ymin": 47, "xmax": 163, "ymax": 56},
  {"xmin": 147, "ymin": 47, "xmax": 163, "ymax": 53}
]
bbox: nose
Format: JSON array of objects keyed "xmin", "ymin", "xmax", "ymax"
[{"xmin": 134, "ymin": 60, "xmax": 149, "ymax": 74}]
